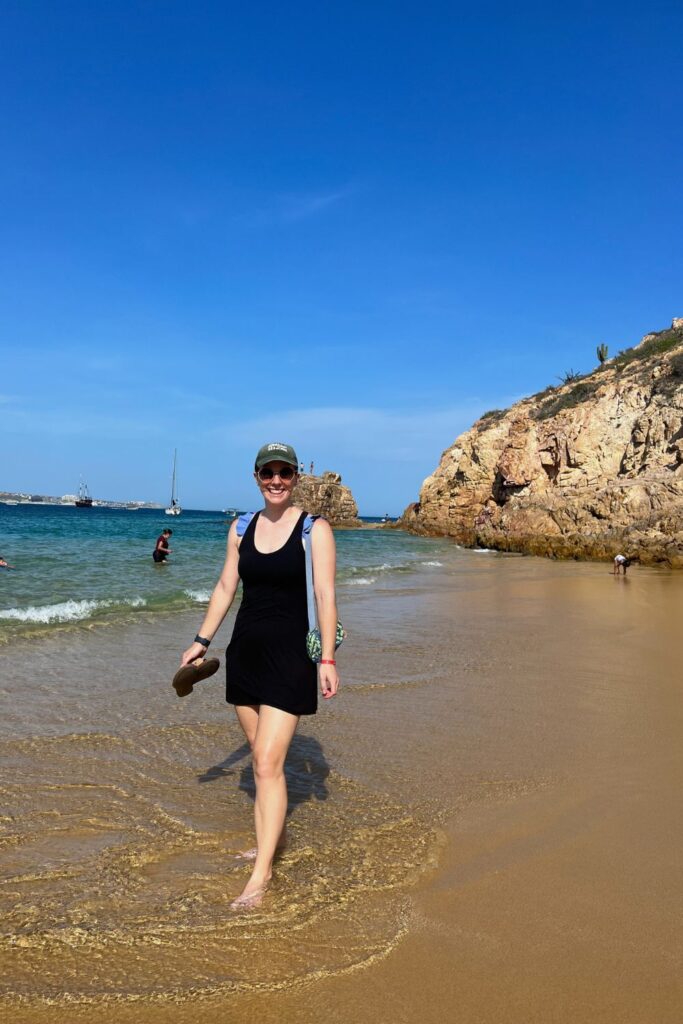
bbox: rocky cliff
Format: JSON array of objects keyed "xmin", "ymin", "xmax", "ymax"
[
  {"xmin": 400, "ymin": 320, "xmax": 683, "ymax": 567},
  {"xmin": 293, "ymin": 471, "xmax": 361, "ymax": 526}
]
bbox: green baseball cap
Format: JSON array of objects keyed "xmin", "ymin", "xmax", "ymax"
[{"xmin": 254, "ymin": 442, "xmax": 299, "ymax": 470}]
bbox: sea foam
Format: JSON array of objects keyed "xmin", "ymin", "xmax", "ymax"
[
  {"xmin": 183, "ymin": 589, "xmax": 212, "ymax": 603},
  {"xmin": 349, "ymin": 563, "xmax": 403, "ymax": 576},
  {"xmin": 0, "ymin": 596, "xmax": 147, "ymax": 624}
]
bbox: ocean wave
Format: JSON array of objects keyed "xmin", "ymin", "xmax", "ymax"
[
  {"xmin": 348, "ymin": 562, "xmax": 410, "ymax": 576},
  {"xmin": 472, "ymin": 548, "xmax": 495, "ymax": 553},
  {"xmin": 0, "ymin": 596, "xmax": 147, "ymax": 624},
  {"xmin": 183, "ymin": 588, "xmax": 212, "ymax": 603},
  {"xmin": 339, "ymin": 560, "xmax": 435, "ymax": 585}
]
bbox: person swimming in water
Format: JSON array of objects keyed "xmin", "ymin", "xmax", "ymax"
[
  {"xmin": 153, "ymin": 529, "xmax": 173, "ymax": 563},
  {"xmin": 0, "ymin": 555, "xmax": 15, "ymax": 570}
]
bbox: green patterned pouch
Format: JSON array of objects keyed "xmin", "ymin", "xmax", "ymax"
[{"xmin": 306, "ymin": 621, "xmax": 346, "ymax": 663}]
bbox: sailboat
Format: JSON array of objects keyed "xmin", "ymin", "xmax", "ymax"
[
  {"xmin": 165, "ymin": 449, "xmax": 182, "ymax": 516},
  {"xmin": 75, "ymin": 479, "xmax": 93, "ymax": 508}
]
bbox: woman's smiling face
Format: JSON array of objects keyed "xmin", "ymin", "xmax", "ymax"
[{"xmin": 255, "ymin": 461, "xmax": 298, "ymax": 505}]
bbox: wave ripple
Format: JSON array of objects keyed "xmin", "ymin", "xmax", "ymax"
[{"xmin": 0, "ymin": 597, "xmax": 146, "ymax": 624}]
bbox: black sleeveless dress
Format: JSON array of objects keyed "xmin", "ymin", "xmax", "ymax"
[{"xmin": 225, "ymin": 510, "xmax": 318, "ymax": 716}]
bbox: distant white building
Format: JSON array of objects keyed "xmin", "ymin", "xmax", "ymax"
[{"xmin": 61, "ymin": 494, "xmax": 77, "ymax": 503}]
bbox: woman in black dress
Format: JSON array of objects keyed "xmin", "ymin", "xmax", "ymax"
[{"xmin": 180, "ymin": 442, "xmax": 339, "ymax": 909}]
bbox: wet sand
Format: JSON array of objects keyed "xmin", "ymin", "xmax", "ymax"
[{"xmin": 1, "ymin": 554, "xmax": 681, "ymax": 1023}]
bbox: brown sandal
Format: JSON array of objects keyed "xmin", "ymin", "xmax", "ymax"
[{"xmin": 172, "ymin": 657, "xmax": 220, "ymax": 697}]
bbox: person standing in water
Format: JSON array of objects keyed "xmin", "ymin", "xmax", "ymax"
[
  {"xmin": 179, "ymin": 442, "xmax": 339, "ymax": 910},
  {"xmin": 153, "ymin": 529, "xmax": 173, "ymax": 563}
]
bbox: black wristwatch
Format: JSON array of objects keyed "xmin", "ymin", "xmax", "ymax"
[{"xmin": 194, "ymin": 634, "xmax": 211, "ymax": 648}]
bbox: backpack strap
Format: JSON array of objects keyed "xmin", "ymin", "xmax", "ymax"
[
  {"xmin": 302, "ymin": 513, "xmax": 321, "ymax": 537},
  {"xmin": 236, "ymin": 511, "xmax": 256, "ymax": 537},
  {"xmin": 302, "ymin": 514, "xmax": 323, "ymax": 632}
]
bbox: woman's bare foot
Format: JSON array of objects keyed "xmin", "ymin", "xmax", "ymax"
[{"xmin": 230, "ymin": 873, "xmax": 271, "ymax": 911}]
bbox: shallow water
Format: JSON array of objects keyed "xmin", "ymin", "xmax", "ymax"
[
  {"xmin": 0, "ymin": 504, "xmax": 450, "ymax": 641},
  {"xmin": 1, "ymin": 539, "xmax": 681, "ymax": 1021}
]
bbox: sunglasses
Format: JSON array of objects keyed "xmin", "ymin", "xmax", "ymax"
[{"xmin": 257, "ymin": 466, "xmax": 297, "ymax": 482}]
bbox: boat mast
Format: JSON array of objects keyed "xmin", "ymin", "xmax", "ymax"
[{"xmin": 170, "ymin": 449, "xmax": 177, "ymax": 507}]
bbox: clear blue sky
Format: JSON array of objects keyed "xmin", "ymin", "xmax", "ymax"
[{"xmin": 1, "ymin": 1, "xmax": 681, "ymax": 514}]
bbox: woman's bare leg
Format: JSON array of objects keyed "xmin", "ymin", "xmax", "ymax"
[
  {"xmin": 234, "ymin": 704, "xmax": 288, "ymax": 857},
  {"xmin": 235, "ymin": 703, "xmax": 260, "ymax": 747},
  {"xmin": 231, "ymin": 705, "xmax": 299, "ymax": 908}
]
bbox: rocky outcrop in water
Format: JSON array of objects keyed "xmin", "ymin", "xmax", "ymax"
[
  {"xmin": 400, "ymin": 320, "xmax": 683, "ymax": 567},
  {"xmin": 293, "ymin": 471, "xmax": 361, "ymax": 526}
]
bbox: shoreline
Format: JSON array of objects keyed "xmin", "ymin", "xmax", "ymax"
[{"xmin": 393, "ymin": 517, "xmax": 683, "ymax": 568}]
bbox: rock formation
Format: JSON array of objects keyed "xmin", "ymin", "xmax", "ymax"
[
  {"xmin": 400, "ymin": 320, "xmax": 683, "ymax": 567},
  {"xmin": 293, "ymin": 471, "xmax": 361, "ymax": 526}
]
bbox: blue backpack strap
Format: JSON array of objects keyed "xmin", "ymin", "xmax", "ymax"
[
  {"xmin": 302, "ymin": 514, "xmax": 322, "ymax": 632},
  {"xmin": 302, "ymin": 513, "xmax": 323, "ymax": 536},
  {"xmin": 236, "ymin": 512, "xmax": 256, "ymax": 537}
]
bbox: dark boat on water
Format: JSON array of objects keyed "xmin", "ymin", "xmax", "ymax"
[{"xmin": 75, "ymin": 481, "xmax": 93, "ymax": 508}]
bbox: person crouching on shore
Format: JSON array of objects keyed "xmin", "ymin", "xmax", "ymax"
[{"xmin": 613, "ymin": 553, "xmax": 635, "ymax": 575}]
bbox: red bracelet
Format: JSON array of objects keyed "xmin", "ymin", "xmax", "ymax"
[{"xmin": 320, "ymin": 659, "xmax": 336, "ymax": 665}]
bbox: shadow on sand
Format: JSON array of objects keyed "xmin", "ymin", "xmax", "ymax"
[{"xmin": 197, "ymin": 734, "xmax": 330, "ymax": 816}]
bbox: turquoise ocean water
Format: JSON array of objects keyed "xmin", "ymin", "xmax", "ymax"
[{"xmin": 0, "ymin": 504, "xmax": 455, "ymax": 644}]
